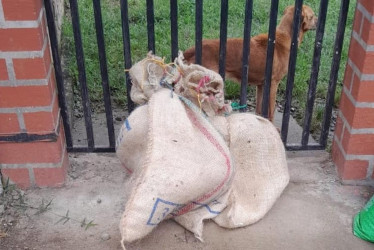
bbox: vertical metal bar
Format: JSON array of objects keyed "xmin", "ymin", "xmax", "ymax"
[
  {"xmin": 44, "ymin": 0, "xmax": 73, "ymax": 148},
  {"xmin": 320, "ymin": 0, "xmax": 350, "ymax": 147},
  {"xmin": 69, "ymin": 0, "xmax": 95, "ymax": 149},
  {"xmin": 281, "ymin": 0, "xmax": 304, "ymax": 143},
  {"xmin": 239, "ymin": 0, "xmax": 253, "ymax": 112},
  {"xmin": 120, "ymin": 0, "xmax": 134, "ymax": 113},
  {"xmin": 170, "ymin": 0, "xmax": 178, "ymax": 60},
  {"xmin": 218, "ymin": 0, "xmax": 229, "ymax": 79},
  {"xmin": 146, "ymin": 0, "xmax": 156, "ymax": 53},
  {"xmin": 261, "ymin": 0, "xmax": 279, "ymax": 117},
  {"xmin": 195, "ymin": 0, "xmax": 203, "ymax": 65},
  {"xmin": 92, "ymin": 0, "xmax": 115, "ymax": 149},
  {"xmin": 301, "ymin": 0, "xmax": 329, "ymax": 146}
]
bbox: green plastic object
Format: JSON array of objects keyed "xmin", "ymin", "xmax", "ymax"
[{"xmin": 353, "ymin": 195, "xmax": 374, "ymax": 242}]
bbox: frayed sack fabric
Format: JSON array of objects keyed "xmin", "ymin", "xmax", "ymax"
[
  {"xmin": 118, "ymin": 89, "xmax": 234, "ymax": 247},
  {"xmin": 129, "ymin": 52, "xmax": 231, "ymax": 117}
]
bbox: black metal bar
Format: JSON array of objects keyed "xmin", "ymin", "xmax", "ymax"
[
  {"xmin": 120, "ymin": 0, "xmax": 134, "ymax": 113},
  {"xmin": 285, "ymin": 143, "xmax": 325, "ymax": 151},
  {"xmin": 320, "ymin": 0, "xmax": 350, "ymax": 147},
  {"xmin": 280, "ymin": 0, "xmax": 304, "ymax": 143},
  {"xmin": 239, "ymin": 0, "xmax": 253, "ymax": 112},
  {"xmin": 92, "ymin": 0, "xmax": 116, "ymax": 148},
  {"xmin": 0, "ymin": 119, "xmax": 60, "ymax": 142},
  {"xmin": 218, "ymin": 0, "xmax": 229, "ymax": 79},
  {"xmin": 301, "ymin": 0, "xmax": 329, "ymax": 146},
  {"xmin": 67, "ymin": 147, "xmax": 115, "ymax": 153},
  {"xmin": 195, "ymin": 0, "xmax": 203, "ymax": 65},
  {"xmin": 44, "ymin": 0, "xmax": 73, "ymax": 148},
  {"xmin": 146, "ymin": 0, "xmax": 156, "ymax": 53},
  {"xmin": 261, "ymin": 0, "xmax": 279, "ymax": 118},
  {"xmin": 170, "ymin": 0, "xmax": 178, "ymax": 60},
  {"xmin": 69, "ymin": 0, "xmax": 95, "ymax": 149}
]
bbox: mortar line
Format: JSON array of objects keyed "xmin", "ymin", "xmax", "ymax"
[
  {"xmin": 0, "ymin": 0, "xmax": 5, "ymax": 23},
  {"xmin": 5, "ymin": 58, "xmax": 16, "ymax": 82},
  {"xmin": 366, "ymin": 159, "xmax": 374, "ymax": 179},
  {"xmin": 29, "ymin": 168, "xmax": 35, "ymax": 187},
  {"xmin": 16, "ymin": 109, "xmax": 27, "ymax": 132},
  {"xmin": 359, "ymin": 11, "xmax": 364, "ymax": 36},
  {"xmin": 357, "ymin": 3, "xmax": 374, "ymax": 23},
  {"xmin": 352, "ymin": 31, "xmax": 374, "ymax": 52},
  {"xmin": 347, "ymin": 59, "xmax": 374, "ymax": 81}
]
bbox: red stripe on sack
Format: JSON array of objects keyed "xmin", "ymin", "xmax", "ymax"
[{"xmin": 175, "ymin": 108, "xmax": 231, "ymax": 216}]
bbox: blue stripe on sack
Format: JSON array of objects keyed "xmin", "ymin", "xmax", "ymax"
[
  {"xmin": 125, "ymin": 119, "xmax": 131, "ymax": 131},
  {"xmin": 192, "ymin": 201, "xmax": 221, "ymax": 215}
]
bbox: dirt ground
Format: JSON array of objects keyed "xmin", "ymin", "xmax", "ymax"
[{"xmin": 1, "ymin": 151, "xmax": 374, "ymax": 250}]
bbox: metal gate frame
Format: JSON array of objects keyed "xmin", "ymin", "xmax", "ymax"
[{"xmin": 44, "ymin": 0, "xmax": 351, "ymax": 152}]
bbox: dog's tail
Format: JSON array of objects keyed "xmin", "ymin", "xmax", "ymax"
[{"xmin": 183, "ymin": 47, "xmax": 196, "ymax": 63}]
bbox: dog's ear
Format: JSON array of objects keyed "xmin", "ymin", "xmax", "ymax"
[{"xmin": 300, "ymin": 6, "xmax": 307, "ymax": 29}]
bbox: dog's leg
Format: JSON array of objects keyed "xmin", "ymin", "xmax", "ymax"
[
  {"xmin": 269, "ymin": 80, "xmax": 280, "ymax": 122},
  {"xmin": 256, "ymin": 84, "xmax": 263, "ymax": 116}
]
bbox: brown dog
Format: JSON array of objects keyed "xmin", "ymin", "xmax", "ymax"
[{"xmin": 184, "ymin": 5, "xmax": 317, "ymax": 122}]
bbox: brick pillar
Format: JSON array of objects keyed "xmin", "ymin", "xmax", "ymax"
[
  {"xmin": 332, "ymin": 0, "xmax": 374, "ymax": 185},
  {"xmin": 0, "ymin": 0, "xmax": 68, "ymax": 188}
]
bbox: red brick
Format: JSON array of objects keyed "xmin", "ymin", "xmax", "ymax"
[
  {"xmin": 332, "ymin": 139, "xmax": 345, "ymax": 176},
  {"xmin": 13, "ymin": 52, "xmax": 51, "ymax": 80},
  {"xmin": 2, "ymin": 0, "xmax": 42, "ymax": 21},
  {"xmin": 352, "ymin": 8, "xmax": 363, "ymax": 34},
  {"xmin": 342, "ymin": 128, "xmax": 374, "ymax": 154},
  {"xmin": 0, "ymin": 59, "xmax": 8, "ymax": 80},
  {"xmin": 360, "ymin": 0, "xmax": 374, "ymax": 15},
  {"xmin": 0, "ymin": 26, "xmax": 44, "ymax": 52},
  {"xmin": 334, "ymin": 116, "xmax": 344, "ymax": 141},
  {"xmin": 0, "ymin": 84, "xmax": 54, "ymax": 108},
  {"xmin": 349, "ymin": 38, "xmax": 374, "ymax": 74},
  {"xmin": 339, "ymin": 91, "xmax": 355, "ymax": 127},
  {"xmin": 332, "ymin": 140, "xmax": 369, "ymax": 180},
  {"xmin": 0, "ymin": 132, "xmax": 63, "ymax": 164},
  {"xmin": 351, "ymin": 75, "xmax": 374, "ymax": 102},
  {"xmin": 361, "ymin": 17, "xmax": 374, "ymax": 45},
  {"xmin": 340, "ymin": 86, "xmax": 374, "ymax": 129},
  {"xmin": 1, "ymin": 168, "xmax": 30, "ymax": 189},
  {"xmin": 23, "ymin": 93, "xmax": 59, "ymax": 133},
  {"xmin": 341, "ymin": 160, "xmax": 369, "ymax": 180},
  {"xmin": 0, "ymin": 113, "xmax": 20, "ymax": 134},
  {"xmin": 342, "ymin": 64, "xmax": 353, "ymax": 90},
  {"xmin": 33, "ymin": 152, "xmax": 69, "ymax": 187}
]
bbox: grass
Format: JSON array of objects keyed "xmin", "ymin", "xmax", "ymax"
[{"xmin": 62, "ymin": 0, "xmax": 356, "ymax": 132}]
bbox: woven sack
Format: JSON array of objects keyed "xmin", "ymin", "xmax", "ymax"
[
  {"xmin": 116, "ymin": 105, "xmax": 148, "ymax": 175},
  {"xmin": 119, "ymin": 89, "xmax": 234, "ymax": 247},
  {"xmin": 212, "ymin": 113, "xmax": 289, "ymax": 228}
]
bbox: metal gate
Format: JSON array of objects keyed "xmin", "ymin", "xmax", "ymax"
[{"xmin": 44, "ymin": 0, "xmax": 351, "ymax": 152}]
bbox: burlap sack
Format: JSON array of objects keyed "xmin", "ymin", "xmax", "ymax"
[
  {"xmin": 212, "ymin": 113, "xmax": 289, "ymax": 228},
  {"xmin": 173, "ymin": 190, "xmax": 230, "ymax": 241},
  {"xmin": 116, "ymin": 105, "xmax": 148, "ymax": 175},
  {"xmin": 174, "ymin": 53, "xmax": 231, "ymax": 117},
  {"xmin": 129, "ymin": 53, "xmax": 169, "ymax": 105},
  {"xmin": 119, "ymin": 89, "xmax": 234, "ymax": 247}
]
